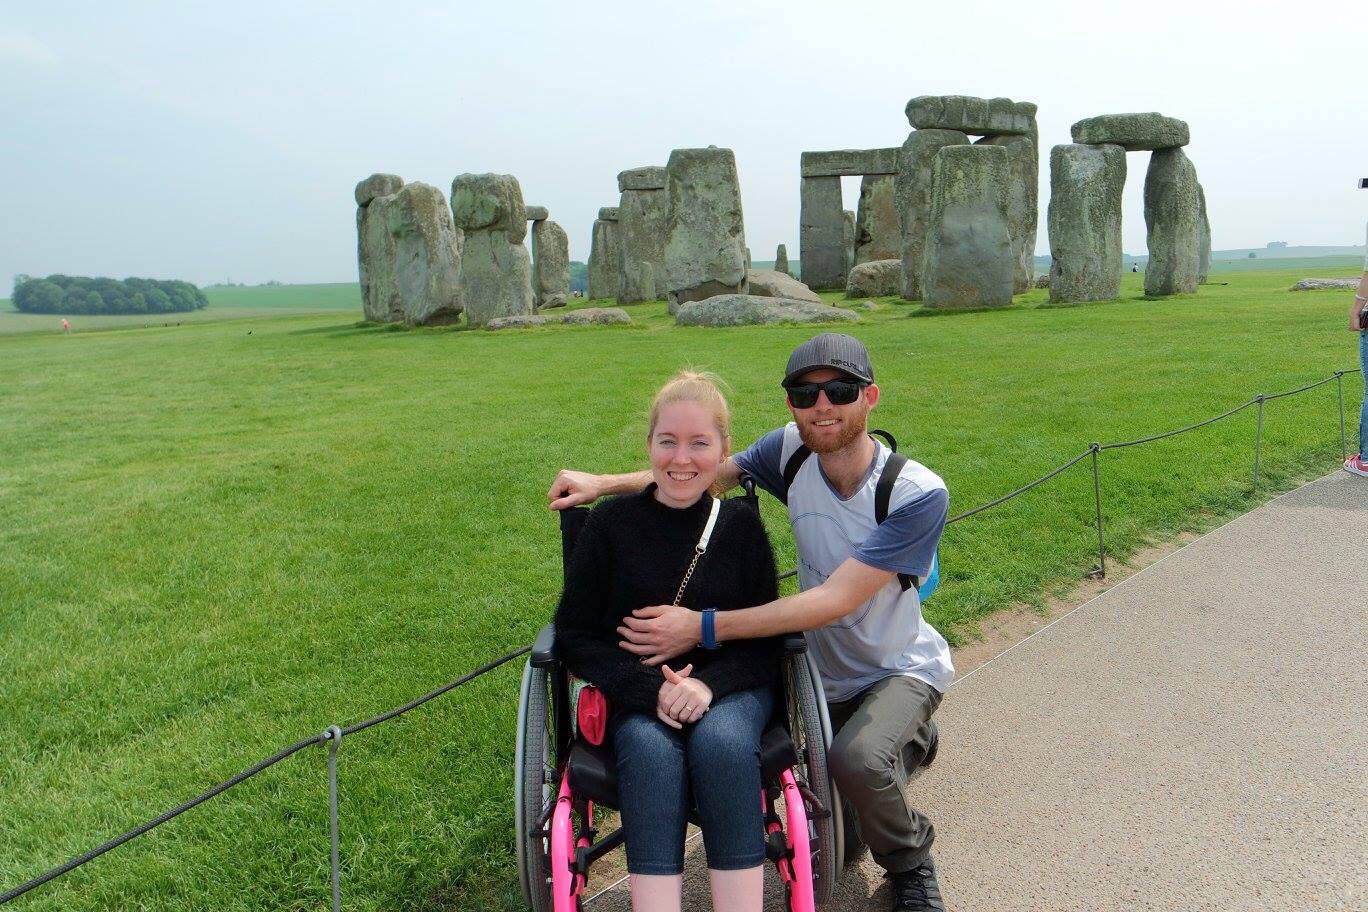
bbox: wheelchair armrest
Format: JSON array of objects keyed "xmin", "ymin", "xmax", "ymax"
[
  {"xmin": 531, "ymin": 622, "xmax": 558, "ymax": 668},
  {"xmin": 782, "ymin": 633, "xmax": 807, "ymax": 655}
]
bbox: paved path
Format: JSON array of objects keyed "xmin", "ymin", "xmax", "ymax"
[{"xmin": 587, "ymin": 472, "xmax": 1367, "ymax": 910}]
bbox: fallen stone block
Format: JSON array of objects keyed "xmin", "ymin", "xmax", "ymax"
[
  {"xmin": 747, "ymin": 269, "xmax": 821, "ymax": 303},
  {"xmin": 675, "ymin": 294, "xmax": 857, "ymax": 327},
  {"xmin": 1290, "ymin": 278, "xmax": 1360, "ymax": 290},
  {"xmin": 560, "ymin": 307, "xmax": 631, "ymax": 325},
  {"xmin": 485, "ymin": 307, "xmax": 632, "ymax": 329},
  {"xmin": 845, "ymin": 259, "xmax": 902, "ymax": 298}
]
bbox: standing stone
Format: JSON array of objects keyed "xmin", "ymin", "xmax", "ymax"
[
  {"xmin": 588, "ymin": 208, "xmax": 620, "ymax": 300},
  {"xmin": 775, "ymin": 243, "xmax": 790, "ymax": 276},
  {"xmin": 843, "ymin": 210, "xmax": 856, "ymax": 273},
  {"xmin": 854, "ymin": 174, "xmax": 900, "ymax": 265},
  {"xmin": 450, "ymin": 173, "xmax": 534, "ymax": 326},
  {"xmin": 533, "ymin": 219, "xmax": 570, "ymax": 309},
  {"xmin": 1047, "ymin": 143, "xmax": 1126, "ymax": 304},
  {"xmin": 664, "ymin": 147, "xmax": 749, "ymax": 311},
  {"xmin": 921, "ymin": 145, "xmax": 1014, "ymax": 309},
  {"xmin": 896, "ymin": 129, "xmax": 970, "ymax": 300},
  {"xmin": 799, "ymin": 176, "xmax": 846, "ymax": 290},
  {"xmin": 1143, "ymin": 148, "xmax": 1201, "ymax": 296},
  {"xmin": 617, "ymin": 167, "xmax": 669, "ymax": 303},
  {"xmin": 976, "ymin": 126, "xmax": 1038, "ymax": 294},
  {"xmin": 355, "ymin": 173, "xmax": 405, "ymax": 322},
  {"xmin": 1197, "ymin": 183, "xmax": 1211, "ymax": 285},
  {"xmin": 387, "ymin": 182, "xmax": 463, "ymax": 325}
]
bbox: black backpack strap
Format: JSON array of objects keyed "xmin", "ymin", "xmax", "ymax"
[
  {"xmin": 875, "ymin": 452, "xmax": 918, "ymax": 593},
  {"xmin": 779, "ymin": 444, "xmax": 811, "ymax": 503}
]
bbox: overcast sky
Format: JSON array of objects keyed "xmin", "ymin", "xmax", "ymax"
[{"xmin": 3, "ymin": 0, "xmax": 1365, "ymax": 287}]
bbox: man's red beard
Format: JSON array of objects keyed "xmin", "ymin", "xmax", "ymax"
[{"xmin": 796, "ymin": 407, "xmax": 869, "ymax": 454}]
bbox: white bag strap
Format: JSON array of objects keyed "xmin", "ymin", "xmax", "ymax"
[
  {"xmin": 673, "ymin": 496, "xmax": 721, "ymax": 605},
  {"xmin": 696, "ymin": 496, "xmax": 721, "ymax": 551}
]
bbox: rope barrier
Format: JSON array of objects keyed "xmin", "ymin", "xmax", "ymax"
[{"xmin": 2, "ymin": 366, "xmax": 1361, "ymax": 907}]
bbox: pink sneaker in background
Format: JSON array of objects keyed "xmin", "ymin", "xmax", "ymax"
[{"xmin": 1344, "ymin": 454, "xmax": 1368, "ymax": 478}]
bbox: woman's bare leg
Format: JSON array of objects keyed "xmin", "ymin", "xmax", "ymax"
[
  {"xmin": 708, "ymin": 865, "xmax": 765, "ymax": 912},
  {"xmin": 629, "ymin": 873, "xmax": 682, "ymax": 912}
]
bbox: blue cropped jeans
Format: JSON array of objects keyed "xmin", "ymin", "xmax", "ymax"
[{"xmin": 612, "ymin": 686, "xmax": 773, "ymax": 875}]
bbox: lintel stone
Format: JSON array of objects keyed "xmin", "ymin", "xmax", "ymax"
[
  {"xmin": 617, "ymin": 167, "xmax": 668, "ymax": 192},
  {"xmin": 800, "ymin": 148, "xmax": 901, "ymax": 178},
  {"xmin": 598, "ymin": 207, "xmax": 619, "ymax": 221},
  {"xmin": 525, "ymin": 205, "xmax": 549, "ymax": 221},
  {"xmin": 905, "ymin": 95, "xmax": 1036, "ymax": 136},
  {"xmin": 1071, "ymin": 113, "xmax": 1190, "ymax": 151}
]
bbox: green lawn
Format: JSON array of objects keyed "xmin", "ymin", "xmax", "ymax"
[
  {"xmin": 0, "ymin": 283, "xmax": 359, "ymax": 335},
  {"xmin": 1, "ymin": 265, "xmax": 1363, "ymax": 910}
]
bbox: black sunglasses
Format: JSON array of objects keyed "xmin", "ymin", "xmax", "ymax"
[{"xmin": 783, "ymin": 377, "xmax": 866, "ymax": 409}]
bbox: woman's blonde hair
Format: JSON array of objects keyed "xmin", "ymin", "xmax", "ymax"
[{"xmin": 647, "ymin": 369, "xmax": 732, "ymax": 444}]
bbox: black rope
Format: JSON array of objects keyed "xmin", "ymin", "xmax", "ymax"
[
  {"xmin": 1099, "ymin": 399, "xmax": 1257, "ymax": 450},
  {"xmin": 948, "ymin": 448, "xmax": 1094, "ymax": 524},
  {"xmin": 342, "ymin": 645, "xmax": 530, "ymax": 737},
  {"xmin": 0, "ymin": 735, "xmax": 324, "ymax": 905}
]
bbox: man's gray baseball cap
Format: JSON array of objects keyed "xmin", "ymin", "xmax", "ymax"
[{"xmin": 783, "ymin": 333, "xmax": 874, "ymax": 386}]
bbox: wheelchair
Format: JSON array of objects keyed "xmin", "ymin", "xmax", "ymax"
[{"xmin": 514, "ymin": 483, "xmax": 845, "ymax": 911}]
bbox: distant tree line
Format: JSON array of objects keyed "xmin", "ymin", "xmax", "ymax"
[{"xmin": 12, "ymin": 275, "xmax": 208, "ymax": 315}]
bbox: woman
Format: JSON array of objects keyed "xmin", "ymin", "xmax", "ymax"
[{"xmin": 554, "ymin": 370, "xmax": 782, "ymax": 912}]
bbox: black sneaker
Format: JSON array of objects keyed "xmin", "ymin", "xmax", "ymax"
[{"xmin": 887, "ymin": 856, "xmax": 946, "ymax": 911}]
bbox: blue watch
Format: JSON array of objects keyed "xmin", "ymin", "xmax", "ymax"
[{"xmin": 701, "ymin": 608, "xmax": 719, "ymax": 649}]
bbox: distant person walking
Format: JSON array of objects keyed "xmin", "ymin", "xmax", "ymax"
[
  {"xmin": 1344, "ymin": 226, "xmax": 1368, "ymax": 478},
  {"xmin": 60, "ymin": 318, "xmax": 70, "ymax": 334}
]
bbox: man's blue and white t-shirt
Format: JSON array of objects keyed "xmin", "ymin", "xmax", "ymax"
[{"xmin": 735, "ymin": 423, "xmax": 954, "ymax": 701}]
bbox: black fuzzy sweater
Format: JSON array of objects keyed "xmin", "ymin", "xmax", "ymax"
[{"xmin": 554, "ymin": 486, "xmax": 782, "ymax": 716}]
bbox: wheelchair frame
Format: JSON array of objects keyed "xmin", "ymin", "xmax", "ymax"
[{"xmin": 514, "ymin": 484, "xmax": 845, "ymax": 910}]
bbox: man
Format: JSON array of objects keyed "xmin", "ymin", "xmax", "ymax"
[{"xmin": 548, "ymin": 333, "xmax": 952, "ymax": 911}]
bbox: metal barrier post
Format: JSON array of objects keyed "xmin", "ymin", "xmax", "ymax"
[
  {"xmin": 1336, "ymin": 372, "xmax": 1347, "ymax": 460},
  {"xmin": 1089, "ymin": 443, "xmax": 1105, "ymax": 578},
  {"xmin": 324, "ymin": 726, "xmax": 343, "ymax": 912},
  {"xmin": 1253, "ymin": 396, "xmax": 1266, "ymax": 488}
]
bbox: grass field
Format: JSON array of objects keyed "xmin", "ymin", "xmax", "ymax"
[
  {"xmin": 0, "ymin": 283, "xmax": 359, "ymax": 335},
  {"xmin": 1, "ymin": 264, "xmax": 1363, "ymax": 911}
]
